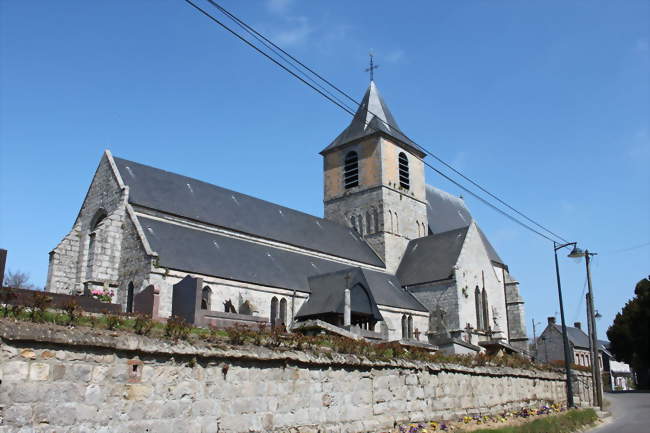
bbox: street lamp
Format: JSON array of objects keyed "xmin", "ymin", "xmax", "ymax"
[
  {"xmin": 553, "ymin": 241, "xmax": 579, "ymax": 408},
  {"xmin": 566, "ymin": 247, "xmax": 603, "ymax": 410}
]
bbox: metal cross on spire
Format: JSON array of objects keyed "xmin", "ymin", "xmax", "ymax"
[{"xmin": 365, "ymin": 52, "xmax": 379, "ymax": 82}]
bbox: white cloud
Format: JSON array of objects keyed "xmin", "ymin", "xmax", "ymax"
[
  {"xmin": 384, "ymin": 49, "xmax": 405, "ymax": 63},
  {"xmin": 266, "ymin": 0, "xmax": 293, "ymax": 14},
  {"xmin": 451, "ymin": 151, "xmax": 468, "ymax": 171},
  {"xmin": 272, "ymin": 16, "xmax": 313, "ymax": 46}
]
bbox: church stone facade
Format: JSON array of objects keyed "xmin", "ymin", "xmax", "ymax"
[{"xmin": 47, "ymin": 81, "xmax": 528, "ymax": 352}]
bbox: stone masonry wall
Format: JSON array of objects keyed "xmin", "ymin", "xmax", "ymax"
[
  {"xmin": 47, "ymin": 153, "xmax": 127, "ymax": 295},
  {"xmin": 0, "ymin": 321, "xmax": 593, "ymax": 433}
]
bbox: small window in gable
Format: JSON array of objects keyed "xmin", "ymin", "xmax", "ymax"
[
  {"xmin": 398, "ymin": 152, "xmax": 410, "ymax": 189},
  {"xmin": 344, "ymin": 151, "xmax": 359, "ymax": 189}
]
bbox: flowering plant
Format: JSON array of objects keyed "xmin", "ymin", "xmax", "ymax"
[{"xmin": 91, "ymin": 288, "xmax": 114, "ymax": 303}]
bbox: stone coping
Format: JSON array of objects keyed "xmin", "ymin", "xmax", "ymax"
[{"xmin": 0, "ymin": 319, "xmax": 569, "ymax": 380}]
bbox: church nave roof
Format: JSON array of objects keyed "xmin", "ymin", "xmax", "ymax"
[
  {"xmin": 138, "ymin": 215, "xmax": 426, "ymax": 312},
  {"xmin": 112, "ymin": 156, "xmax": 384, "ymax": 268}
]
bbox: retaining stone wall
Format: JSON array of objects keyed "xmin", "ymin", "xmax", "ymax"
[{"xmin": 0, "ymin": 321, "xmax": 592, "ymax": 433}]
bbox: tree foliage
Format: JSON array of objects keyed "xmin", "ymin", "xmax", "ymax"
[
  {"xmin": 3, "ymin": 269, "xmax": 35, "ymax": 290},
  {"xmin": 607, "ymin": 276, "xmax": 650, "ymax": 387}
]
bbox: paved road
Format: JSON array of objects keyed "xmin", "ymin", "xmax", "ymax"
[{"xmin": 589, "ymin": 391, "xmax": 650, "ymax": 433}]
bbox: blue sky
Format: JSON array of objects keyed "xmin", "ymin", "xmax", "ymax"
[{"xmin": 1, "ymin": 0, "xmax": 648, "ymax": 340}]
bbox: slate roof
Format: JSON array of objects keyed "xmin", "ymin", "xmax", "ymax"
[
  {"xmin": 553, "ymin": 325, "xmax": 609, "ymax": 351},
  {"xmin": 425, "ymin": 184, "xmax": 504, "ymax": 266},
  {"xmin": 425, "ymin": 185, "xmax": 472, "ymax": 234},
  {"xmin": 396, "ymin": 226, "xmax": 469, "ymax": 286},
  {"xmin": 113, "ymin": 157, "xmax": 384, "ymax": 267},
  {"xmin": 138, "ymin": 216, "xmax": 426, "ymax": 311},
  {"xmin": 320, "ymin": 81, "xmax": 421, "ymax": 155},
  {"xmin": 295, "ymin": 268, "xmax": 384, "ymax": 321}
]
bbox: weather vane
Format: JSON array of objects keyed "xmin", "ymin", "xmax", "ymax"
[{"xmin": 365, "ymin": 51, "xmax": 379, "ymax": 82}]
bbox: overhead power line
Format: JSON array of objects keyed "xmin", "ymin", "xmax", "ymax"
[
  {"xmin": 201, "ymin": 0, "xmax": 569, "ymax": 244},
  {"xmin": 183, "ymin": 0, "xmax": 568, "ymax": 244}
]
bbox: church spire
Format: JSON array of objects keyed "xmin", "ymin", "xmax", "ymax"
[{"xmin": 320, "ymin": 81, "xmax": 422, "ymax": 156}]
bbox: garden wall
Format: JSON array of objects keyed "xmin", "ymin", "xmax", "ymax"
[{"xmin": 0, "ymin": 321, "xmax": 593, "ymax": 433}]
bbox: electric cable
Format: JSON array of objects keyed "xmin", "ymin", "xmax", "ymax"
[
  {"xmin": 184, "ymin": 0, "xmax": 568, "ymax": 244},
  {"xmin": 200, "ymin": 0, "xmax": 571, "ymax": 244}
]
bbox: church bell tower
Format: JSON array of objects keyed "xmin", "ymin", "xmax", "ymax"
[{"xmin": 321, "ymin": 81, "xmax": 428, "ymax": 272}]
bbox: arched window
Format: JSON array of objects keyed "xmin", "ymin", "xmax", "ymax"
[
  {"xmin": 351, "ymin": 215, "xmax": 357, "ymax": 232},
  {"xmin": 388, "ymin": 211, "xmax": 393, "ymax": 233},
  {"xmin": 270, "ymin": 297, "xmax": 279, "ymax": 327},
  {"xmin": 86, "ymin": 209, "xmax": 107, "ymax": 278},
  {"xmin": 395, "ymin": 213, "xmax": 399, "ymax": 233},
  {"xmin": 344, "ymin": 151, "xmax": 359, "ymax": 189},
  {"xmin": 482, "ymin": 289, "xmax": 489, "ymax": 331},
  {"xmin": 407, "ymin": 315, "xmax": 413, "ymax": 339},
  {"xmin": 366, "ymin": 210, "xmax": 372, "ymax": 234},
  {"xmin": 401, "ymin": 314, "xmax": 407, "ymax": 339},
  {"xmin": 475, "ymin": 286, "xmax": 483, "ymax": 329},
  {"xmin": 89, "ymin": 209, "xmax": 107, "ymax": 232},
  {"xmin": 126, "ymin": 282, "xmax": 134, "ymax": 313},
  {"xmin": 201, "ymin": 286, "xmax": 212, "ymax": 310},
  {"xmin": 357, "ymin": 215, "xmax": 364, "ymax": 236},
  {"xmin": 373, "ymin": 208, "xmax": 379, "ymax": 233},
  {"xmin": 279, "ymin": 298, "xmax": 287, "ymax": 325},
  {"xmin": 416, "ymin": 221, "xmax": 421, "ymax": 237},
  {"xmin": 398, "ymin": 152, "xmax": 410, "ymax": 189}
]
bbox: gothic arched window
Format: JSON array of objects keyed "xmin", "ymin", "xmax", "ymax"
[
  {"xmin": 86, "ymin": 209, "xmax": 107, "ymax": 279},
  {"xmin": 126, "ymin": 282, "xmax": 134, "ymax": 313},
  {"xmin": 279, "ymin": 298, "xmax": 287, "ymax": 325},
  {"xmin": 475, "ymin": 286, "xmax": 483, "ymax": 329},
  {"xmin": 482, "ymin": 289, "xmax": 489, "ymax": 331},
  {"xmin": 407, "ymin": 315, "xmax": 413, "ymax": 339},
  {"xmin": 351, "ymin": 215, "xmax": 357, "ymax": 232},
  {"xmin": 398, "ymin": 152, "xmax": 410, "ymax": 189},
  {"xmin": 201, "ymin": 286, "xmax": 212, "ymax": 310},
  {"xmin": 401, "ymin": 314, "xmax": 407, "ymax": 339},
  {"xmin": 373, "ymin": 208, "xmax": 379, "ymax": 233},
  {"xmin": 270, "ymin": 297, "xmax": 279, "ymax": 327},
  {"xmin": 344, "ymin": 151, "xmax": 359, "ymax": 189},
  {"xmin": 366, "ymin": 210, "xmax": 372, "ymax": 234}
]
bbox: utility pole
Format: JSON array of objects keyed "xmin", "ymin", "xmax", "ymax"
[
  {"xmin": 531, "ymin": 319, "xmax": 539, "ymax": 361},
  {"xmin": 585, "ymin": 250, "xmax": 603, "ymax": 410},
  {"xmin": 553, "ymin": 241, "xmax": 577, "ymax": 408}
]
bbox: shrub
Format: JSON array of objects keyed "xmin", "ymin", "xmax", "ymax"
[
  {"xmin": 10, "ymin": 304, "xmax": 25, "ymax": 319},
  {"xmin": 226, "ymin": 323, "xmax": 255, "ymax": 345},
  {"xmin": 133, "ymin": 313, "xmax": 154, "ymax": 336},
  {"xmin": 104, "ymin": 312, "xmax": 123, "ymax": 331},
  {"xmin": 29, "ymin": 292, "xmax": 52, "ymax": 323},
  {"xmin": 165, "ymin": 315, "xmax": 191, "ymax": 340},
  {"xmin": 62, "ymin": 299, "xmax": 83, "ymax": 326},
  {"xmin": 0, "ymin": 287, "xmax": 18, "ymax": 317}
]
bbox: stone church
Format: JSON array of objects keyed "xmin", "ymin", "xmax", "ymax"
[{"xmin": 46, "ymin": 81, "xmax": 528, "ymax": 353}]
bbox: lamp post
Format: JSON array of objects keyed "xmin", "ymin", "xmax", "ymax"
[
  {"xmin": 567, "ymin": 247, "xmax": 603, "ymax": 410},
  {"xmin": 553, "ymin": 241, "xmax": 580, "ymax": 408}
]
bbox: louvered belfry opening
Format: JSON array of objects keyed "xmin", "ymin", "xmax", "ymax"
[
  {"xmin": 398, "ymin": 152, "xmax": 410, "ymax": 189},
  {"xmin": 344, "ymin": 151, "xmax": 359, "ymax": 189}
]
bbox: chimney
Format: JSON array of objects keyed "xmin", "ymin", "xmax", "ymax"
[
  {"xmin": 547, "ymin": 317, "xmax": 556, "ymax": 325},
  {"xmin": 574, "ymin": 322, "xmax": 582, "ymax": 330}
]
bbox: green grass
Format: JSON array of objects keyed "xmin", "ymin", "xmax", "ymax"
[{"xmin": 465, "ymin": 409, "xmax": 598, "ymax": 433}]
